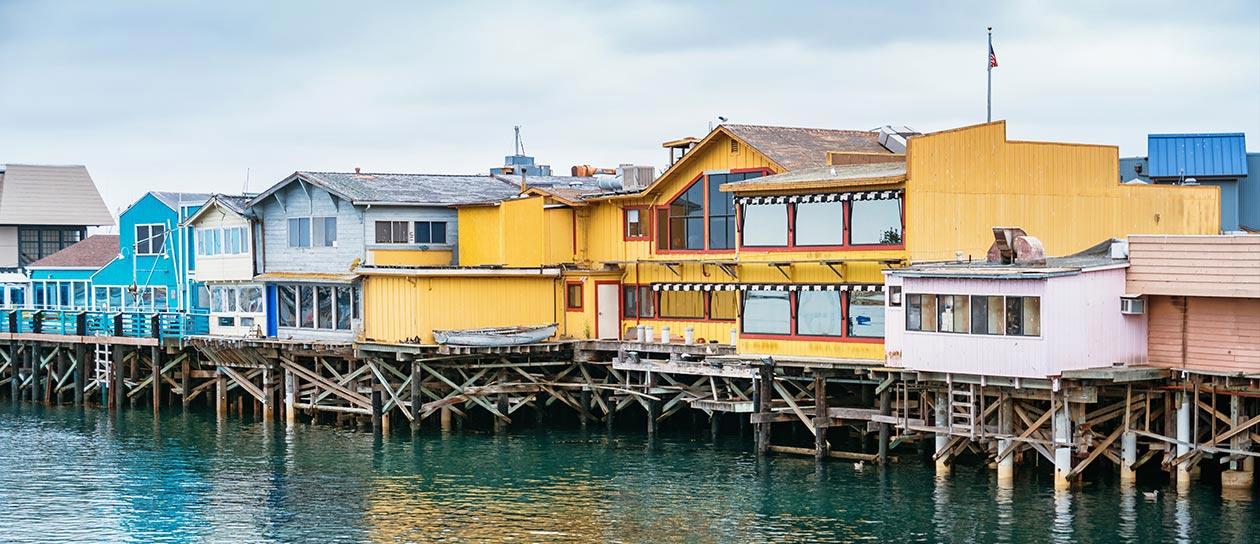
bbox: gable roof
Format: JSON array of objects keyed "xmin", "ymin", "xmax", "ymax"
[
  {"xmin": 723, "ymin": 124, "xmax": 889, "ymax": 171},
  {"xmin": 182, "ymin": 194, "xmax": 252, "ymax": 225},
  {"xmin": 0, "ymin": 164, "xmax": 114, "ymax": 226},
  {"xmin": 249, "ymin": 171, "xmax": 525, "ymax": 207},
  {"xmin": 150, "ymin": 191, "xmax": 214, "ymax": 211},
  {"xmin": 26, "ymin": 234, "xmax": 120, "ymax": 269}
]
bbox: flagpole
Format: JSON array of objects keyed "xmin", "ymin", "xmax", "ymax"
[{"xmin": 987, "ymin": 26, "xmax": 993, "ymax": 122}]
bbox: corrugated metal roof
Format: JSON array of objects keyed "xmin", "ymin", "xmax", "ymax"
[
  {"xmin": 27, "ymin": 234, "xmax": 120, "ymax": 269},
  {"xmin": 0, "ymin": 164, "xmax": 114, "ymax": 226},
  {"xmin": 1147, "ymin": 133, "xmax": 1248, "ymax": 178}
]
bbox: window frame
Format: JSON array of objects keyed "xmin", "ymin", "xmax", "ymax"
[
  {"xmin": 737, "ymin": 194, "xmax": 906, "ymax": 252},
  {"xmin": 375, "ymin": 220, "xmax": 410, "ymax": 244},
  {"xmin": 288, "ymin": 216, "xmax": 337, "ymax": 248},
  {"xmin": 654, "ymin": 168, "xmax": 772, "ymax": 254},
  {"xmin": 565, "ymin": 281, "xmax": 584, "ymax": 312},
  {"xmin": 623, "ymin": 206, "xmax": 651, "ymax": 241},
  {"xmin": 134, "ymin": 223, "xmax": 167, "ymax": 256},
  {"xmin": 414, "ymin": 221, "xmax": 448, "ymax": 244},
  {"xmin": 738, "ymin": 289, "xmax": 887, "ymax": 343},
  {"xmin": 904, "ymin": 293, "xmax": 1041, "ymax": 338}
]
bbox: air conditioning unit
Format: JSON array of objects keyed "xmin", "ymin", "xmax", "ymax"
[{"xmin": 1120, "ymin": 296, "xmax": 1145, "ymax": 315}]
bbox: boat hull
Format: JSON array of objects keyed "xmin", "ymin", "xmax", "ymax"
[{"xmin": 433, "ymin": 323, "xmax": 558, "ymax": 347}]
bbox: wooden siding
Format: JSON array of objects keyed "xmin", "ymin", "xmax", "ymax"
[
  {"xmin": 362, "ymin": 206, "xmax": 457, "ymax": 266},
  {"xmin": 886, "ymin": 269, "xmax": 1145, "ymax": 378},
  {"xmin": 1127, "ymin": 235, "xmax": 1260, "ymax": 298},
  {"xmin": 0, "ymin": 226, "xmax": 16, "ymax": 268},
  {"xmin": 370, "ymin": 249, "xmax": 452, "ymax": 266},
  {"xmin": 457, "ymin": 198, "xmax": 575, "ymax": 267},
  {"xmin": 362, "ymin": 275, "xmax": 559, "ymax": 344},
  {"xmin": 905, "ymin": 122, "xmax": 1220, "ymax": 262},
  {"xmin": 0, "ymin": 165, "xmax": 114, "ymax": 226},
  {"xmin": 253, "ymin": 183, "xmax": 364, "ymax": 275},
  {"xmin": 190, "ymin": 207, "xmax": 253, "ymax": 283},
  {"xmin": 1147, "ymin": 295, "xmax": 1260, "ymax": 375}
]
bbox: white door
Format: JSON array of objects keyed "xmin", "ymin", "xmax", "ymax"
[{"xmin": 596, "ymin": 283, "xmax": 620, "ymax": 340}]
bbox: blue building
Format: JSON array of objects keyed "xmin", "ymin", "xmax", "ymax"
[
  {"xmin": 90, "ymin": 191, "xmax": 211, "ymax": 312},
  {"xmin": 24, "ymin": 234, "xmax": 120, "ymax": 310},
  {"xmin": 1119, "ymin": 133, "xmax": 1257, "ymax": 232}
]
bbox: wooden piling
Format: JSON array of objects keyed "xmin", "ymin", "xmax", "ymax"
[
  {"xmin": 579, "ymin": 389, "xmax": 591, "ymax": 430},
  {"xmin": 371, "ymin": 383, "xmax": 383, "ymax": 435},
  {"xmin": 181, "ymin": 351, "xmax": 192, "ymax": 411},
  {"xmin": 755, "ymin": 361, "xmax": 774, "ymax": 455},
  {"xmin": 30, "ymin": 344, "xmax": 42, "ymax": 404},
  {"xmin": 151, "ymin": 346, "xmax": 162, "ymax": 414},
  {"xmin": 73, "ymin": 344, "xmax": 86, "ymax": 406},
  {"xmin": 262, "ymin": 367, "xmax": 276, "ymax": 421},
  {"xmin": 646, "ymin": 370, "xmax": 659, "ymax": 437},
  {"xmin": 112, "ymin": 346, "xmax": 127, "ymax": 410},
  {"xmin": 878, "ymin": 387, "xmax": 891, "ymax": 464},
  {"xmin": 409, "ymin": 363, "xmax": 421, "ymax": 435},
  {"xmin": 55, "ymin": 347, "xmax": 67, "ymax": 404},
  {"xmin": 814, "ymin": 374, "xmax": 828, "ymax": 462},
  {"xmin": 8, "ymin": 343, "xmax": 18, "ymax": 401},
  {"xmin": 284, "ymin": 368, "xmax": 297, "ymax": 426},
  {"xmin": 215, "ymin": 367, "xmax": 227, "ymax": 418}
]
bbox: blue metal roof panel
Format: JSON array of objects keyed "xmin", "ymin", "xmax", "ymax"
[{"xmin": 1147, "ymin": 133, "xmax": 1248, "ymax": 178}]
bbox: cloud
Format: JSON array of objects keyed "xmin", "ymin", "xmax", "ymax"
[{"xmin": 1, "ymin": 0, "xmax": 1256, "ymax": 215}]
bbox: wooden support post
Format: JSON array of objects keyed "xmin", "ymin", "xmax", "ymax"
[
  {"xmin": 215, "ymin": 367, "xmax": 227, "ymax": 418},
  {"xmin": 128, "ymin": 348, "xmax": 138, "ymax": 408},
  {"xmin": 494, "ymin": 368, "xmax": 509, "ymax": 435},
  {"xmin": 711, "ymin": 412, "xmax": 720, "ymax": 440},
  {"xmin": 997, "ymin": 394, "xmax": 1015, "ymax": 484},
  {"xmin": 151, "ymin": 346, "xmax": 162, "ymax": 414},
  {"xmin": 755, "ymin": 361, "xmax": 774, "ymax": 455},
  {"xmin": 646, "ymin": 370, "xmax": 659, "ymax": 437},
  {"xmin": 55, "ymin": 347, "xmax": 68, "ymax": 404},
  {"xmin": 934, "ymin": 391, "xmax": 950, "ymax": 475},
  {"xmin": 579, "ymin": 388, "xmax": 591, "ymax": 430},
  {"xmin": 814, "ymin": 374, "xmax": 828, "ymax": 462},
  {"xmin": 8, "ymin": 343, "xmax": 18, "ymax": 402},
  {"xmin": 1175, "ymin": 391, "xmax": 1191, "ymax": 491},
  {"xmin": 441, "ymin": 406, "xmax": 452, "ymax": 432},
  {"xmin": 371, "ymin": 382, "xmax": 384, "ymax": 436},
  {"xmin": 30, "ymin": 344, "xmax": 42, "ymax": 404},
  {"xmin": 284, "ymin": 368, "xmax": 297, "ymax": 426},
  {"xmin": 73, "ymin": 344, "xmax": 86, "ymax": 407},
  {"xmin": 1221, "ymin": 394, "xmax": 1254, "ymax": 490},
  {"xmin": 605, "ymin": 391, "xmax": 615, "ymax": 432},
  {"xmin": 1053, "ymin": 398, "xmax": 1075, "ymax": 490},
  {"xmin": 409, "ymin": 363, "xmax": 421, "ymax": 436},
  {"xmin": 262, "ymin": 367, "xmax": 275, "ymax": 421},
  {"xmin": 878, "ymin": 386, "xmax": 892, "ymax": 465},
  {"xmin": 112, "ymin": 346, "xmax": 126, "ymax": 410},
  {"xmin": 181, "ymin": 350, "xmax": 192, "ymax": 411}
]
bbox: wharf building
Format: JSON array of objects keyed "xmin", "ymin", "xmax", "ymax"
[{"xmin": 0, "ymin": 121, "xmax": 1254, "ymax": 496}]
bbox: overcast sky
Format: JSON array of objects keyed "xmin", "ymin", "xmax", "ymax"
[{"xmin": 2, "ymin": 0, "xmax": 1257, "ymax": 222}]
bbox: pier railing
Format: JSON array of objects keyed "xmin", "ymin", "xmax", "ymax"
[{"xmin": 0, "ymin": 309, "xmax": 209, "ymax": 340}]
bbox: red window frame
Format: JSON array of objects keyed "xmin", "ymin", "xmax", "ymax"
[
  {"xmin": 565, "ymin": 281, "xmax": 584, "ymax": 312},
  {"xmin": 622, "ymin": 206, "xmax": 651, "ymax": 241},
  {"xmin": 737, "ymin": 193, "xmax": 907, "ymax": 253},
  {"xmin": 622, "ymin": 285, "xmax": 738, "ymax": 323},
  {"xmin": 738, "ymin": 290, "xmax": 884, "ymax": 344},
  {"xmin": 656, "ymin": 168, "xmax": 773, "ymax": 254}
]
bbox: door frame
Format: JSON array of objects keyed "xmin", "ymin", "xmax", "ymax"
[{"xmin": 594, "ymin": 280, "xmax": 622, "ymax": 340}]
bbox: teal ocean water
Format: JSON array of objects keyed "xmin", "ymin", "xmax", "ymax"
[{"xmin": 0, "ymin": 403, "xmax": 1255, "ymax": 543}]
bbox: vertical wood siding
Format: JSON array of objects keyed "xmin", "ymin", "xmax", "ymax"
[
  {"xmin": 1146, "ymin": 295, "xmax": 1260, "ymax": 374},
  {"xmin": 362, "ymin": 275, "xmax": 559, "ymax": 344}
]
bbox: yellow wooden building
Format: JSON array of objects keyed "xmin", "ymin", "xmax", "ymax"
[{"xmin": 358, "ymin": 121, "xmax": 1220, "ymax": 361}]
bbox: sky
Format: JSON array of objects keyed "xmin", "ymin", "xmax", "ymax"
[{"xmin": 2, "ymin": 0, "xmax": 1258, "ymax": 222}]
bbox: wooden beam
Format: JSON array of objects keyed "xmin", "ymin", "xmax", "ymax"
[
  {"xmin": 219, "ymin": 365, "xmax": 265, "ymax": 403},
  {"xmin": 1068, "ymin": 425, "xmax": 1125, "ymax": 477}
]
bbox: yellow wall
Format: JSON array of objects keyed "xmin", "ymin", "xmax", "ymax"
[
  {"xmin": 458, "ymin": 197, "xmax": 578, "ymax": 267},
  {"xmin": 370, "ymin": 249, "xmax": 453, "ymax": 266},
  {"xmin": 362, "ymin": 274, "xmax": 560, "ymax": 344},
  {"xmin": 544, "ymin": 207, "xmax": 575, "ymax": 264},
  {"xmin": 457, "ymin": 206, "xmax": 502, "ymax": 265},
  {"xmin": 905, "ymin": 121, "xmax": 1220, "ymax": 261}
]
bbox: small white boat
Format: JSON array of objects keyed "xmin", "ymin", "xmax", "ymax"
[{"xmin": 432, "ymin": 323, "xmax": 558, "ymax": 346}]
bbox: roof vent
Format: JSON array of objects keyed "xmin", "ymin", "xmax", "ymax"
[
  {"xmin": 876, "ymin": 125, "xmax": 919, "ymax": 154},
  {"xmin": 618, "ymin": 164, "xmax": 656, "ymax": 191},
  {"xmin": 986, "ymin": 227, "xmax": 1045, "ymax": 265}
]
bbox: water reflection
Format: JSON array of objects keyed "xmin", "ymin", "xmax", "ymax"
[
  {"xmin": 1118, "ymin": 485, "xmax": 1137, "ymax": 543},
  {"xmin": 1051, "ymin": 491, "xmax": 1073, "ymax": 544},
  {"xmin": 1174, "ymin": 492, "xmax": 1192, "ymax": 544},
  {"xmin": 932, "ymin": 473, "xmax": 951, "ymax": 543},
  {"xmin": 994, "ymin": 482, "xmax": 1014, "ymax": 543}
]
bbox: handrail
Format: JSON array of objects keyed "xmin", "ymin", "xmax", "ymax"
[{"xmin": 0, "ymin": 308, "xmax": 212, "ymax": 340}]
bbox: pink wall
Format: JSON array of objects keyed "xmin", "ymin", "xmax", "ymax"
[{"xmin": 885, "ymin": 267, "xmax": 1146, "ymax": 379}]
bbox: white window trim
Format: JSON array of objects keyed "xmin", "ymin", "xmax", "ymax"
[{"xmin": 135, "ymin": 223, "xmax": 167, "ymax": 256}]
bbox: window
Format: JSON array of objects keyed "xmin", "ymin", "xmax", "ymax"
[
  {"xmin": 741, "ymin": 204, "xmax": 788, "ymax": 247},
  {"xmin": 743, "ymin": 291, "xmax": 791, "ymax": 335},
  {"xmin": 415, "ymin": 221, "xmax": 447, "ymax": 244},
  {"xmin": 135, "ymin": 224, "xmax": 166, "ymax": 255},
  {"xmin": 278, "ymin": 285, "xmax": 296, "ymax": 327},
  {"xmin": 277, "ymin": 283, "xmax": 358, "ymax": 331},
  {"xmin": 797, "ymin": 291, "xmax": 843, "ymax": 337},
  {"xmin": 907, "ymin": 294, "xmax": 1039, "ymax": 337},
  {"xmin": 659, "ymin": 291, "xmax": 704, "ymax": 319},
  {"xmin": 375, "ymin": 221, "xmax": 409, "ymax": 244},
  {"xmin": 218, "ymin": 317, "xmax": 235, "ymax": 327},
  {"xmin": 622, "ymin": 285, "xmax": 655, "ymax": 318},
  {"xmin": 850, "ymin": 199, "xmax": 902, "ymax": 245},
  {"xmin": 709, "ymin": 291, "xmax": 737, "ymax": 321},
  {"xmin": 18, "ymin": 226, "xmax": 85, "ymax": 265},
  {"xmin": 566, "ymin": 282, "xmax": 583, "ymax": 311},
  {"xmin": 624, "ymin": 208, "xmax": 648, "ymax": 240},
  {"xmin": 240, "ymin": 286, "xmax": 264, "ymax": 313},
  {"xmin": 661, "ymin": 170, "xmax": 768, "ymax": 251},
  {"xmin": 289, "ymin": 217, "xmax": 336, "ymax": 248},
  {"xmin": 199, "ymin": 227, "xmax": 249, "ymax": 256},
  {"xmin": 794, "ymin": 202, "xmax": 845, "ymax": 246}
]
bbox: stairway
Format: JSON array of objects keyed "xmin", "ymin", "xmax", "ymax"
[{"xmin": 948, "ymin": 382, "xmax": 977, "ymax": 437}]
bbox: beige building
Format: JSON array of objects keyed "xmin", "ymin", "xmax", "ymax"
[{"xmin": 185, "ymin": 194, "xmax": 263, "ymax": 337}]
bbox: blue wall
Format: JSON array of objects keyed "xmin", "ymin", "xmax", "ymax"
[
  {"xmin": 1241, "ymin": 153, "xmax": 1260, "ymax": 232},
  {"xmin": 91, "ymin": 193, "xmax": 205, "ymax": 311}
]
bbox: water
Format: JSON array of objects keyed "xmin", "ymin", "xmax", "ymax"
[{"xmin": 0, "ymin": 404, "xmax": 1255, "ymax": 543}]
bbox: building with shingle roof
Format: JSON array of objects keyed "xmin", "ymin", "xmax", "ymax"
[{"xmin": 0, "ymin": 164, "xmax": 115, "ymax": 269}]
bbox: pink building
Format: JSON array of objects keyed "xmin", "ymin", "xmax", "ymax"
[{"xmin": 884, "ymin": 237, "xmax": 1148, "ymax": 380}]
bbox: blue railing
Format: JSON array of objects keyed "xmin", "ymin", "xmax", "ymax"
[{"xmin": 0, "ymin": 308, "xmax": 210, "ymax": 340}]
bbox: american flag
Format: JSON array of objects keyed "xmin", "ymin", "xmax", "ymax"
[{"xmin": 989, "ymin": 43, "xmax": 998, "ymax": 68}]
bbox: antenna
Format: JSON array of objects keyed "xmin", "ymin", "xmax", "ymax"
[{"xmin": 243, "ymin": 168, "xmax": 250, "ymax": 194}]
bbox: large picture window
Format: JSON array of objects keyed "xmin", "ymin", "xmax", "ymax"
[
  {"xmin": 276, "ymin": 283, "xmax": 358, "ymax": 331},
  {"xmin": 18, "ymin": 226, "xmax": 85, "ymax": 266},
  {"xmin": 661, "ymin": 170, "xmax": 768, "ymax": 252},
  {"xmin": 794, "ymin": 202, "xmax": 845, "ymax": 246},
  {"xmin": 741, "ymin": 204, "xmax": 788, "ymax": 247},
  {"xmin": 709, "ymin": 291, "xmax": 737, "ymax": 321},
  {"xmin": 848, "ymin": 291, "xmax": 887, "ymax": 338},
  {"xmin": 797, "ymin": 291, "xmax": 843, "ymax": 337},
  {"xmin": 907, "ymin": 293, "xmax": 1039, "ymax": 337},
  {"xmin": 849, "ymin": 199, "xmax": 903, "ymax": 245},
  {"xmin": 659, "ymin": 291, "xmax": 704, "ymax": 319},
  {"xmin": 742, "ymin": 291, "xmax": 791, "ymax": 335}
]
